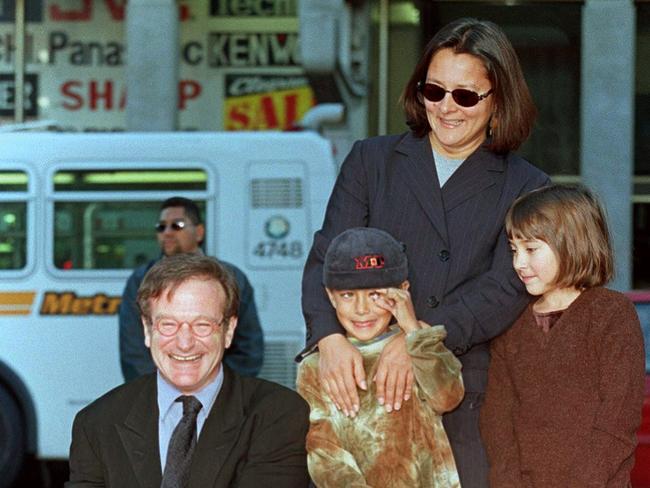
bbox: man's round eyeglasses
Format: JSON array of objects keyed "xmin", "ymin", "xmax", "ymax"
[
  {"xmin": 155, "ymin": 220, "xmax": 189, "ymax": 233},
  {"xmin": 152, "ymin": 318, "xmax": 226, "ymax": 337},
  {"xmin": 417, "ymin": 81, "xmax": 493, "ymax": 108}
]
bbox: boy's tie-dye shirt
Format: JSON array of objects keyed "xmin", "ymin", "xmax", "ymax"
[{"xmin": 297, "ymin": 325, "xmax": 464, "ymax": 488}]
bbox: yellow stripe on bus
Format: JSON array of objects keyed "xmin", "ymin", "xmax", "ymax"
[
  {"xmin": 0, "ymin": 306, "xmax": 32, "ymax": 315},
  {"xmin": 0, "ymin": 292, "xmax": 36, "ymax": 306}
]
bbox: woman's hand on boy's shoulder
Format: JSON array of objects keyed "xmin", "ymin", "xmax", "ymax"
[
  {"xmin": 375, "ymin": 334, "xmax": 414, "ymax": 413},
  {"xmin": 317, "ymin": 333, "xmax": 367, "ymax": 418}
]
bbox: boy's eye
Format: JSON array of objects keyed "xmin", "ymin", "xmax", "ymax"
[
  {"xmin": 369, "ymin": 291, "xmax": 381, "ymax": 300},
  {"xmin": 339, "ymin": 291, "xmax": 353, "ymax": 299}
]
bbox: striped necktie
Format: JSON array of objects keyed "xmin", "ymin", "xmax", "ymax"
[{"xmin": 161, "ymin": 395, "xmax": 202, "ymax": 488}]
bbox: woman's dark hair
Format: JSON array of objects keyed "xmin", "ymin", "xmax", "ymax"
[{"xmin": 401, "ymin": 18, "xmax": 537, "ymax": 154}]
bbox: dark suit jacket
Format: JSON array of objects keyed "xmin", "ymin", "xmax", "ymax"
[
  {"xmin": 66, "ymin": 367, "xmax": 310, "ymax": 488},
  {"xmin": 301, "ymin": 131, "xmax": 550, "ymax": 393}
]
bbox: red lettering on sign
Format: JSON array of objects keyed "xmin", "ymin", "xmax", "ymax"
[
  {"xmin": 228, "ymin": 104, "xmax": 251, "ymax": 129},
  {"xmin": 50, "ymin": 0, "xmax": 125, "ymax": 21},
  {"xmin": 60, "ymin": 80, "xmax": 126, "ymax": 111},
  {"xmin": 61, "ymin": 81, "xmax": 84, "ymax": 110},
  {"xmin": 284, "ymin": 93, "xmax": 297, "ymax": 129},
  {"xmin": 179, "ymin": 4, "xmax": 191, "ymax": 21},
  {"xmin": 260, "ymin": 96, "xmax": 278, "ymax": 128},
  {"xmin": 50, "ymin": 0, "xmax": 189, "ymax": 22},
  {"xmin": 50, "ymin": 0, "xmax": 92, "ymax": 21},
  {"xmin": 89, "ymin": 80, "xmax": 114, "ymax": 110},
  {"xmin": 179, "ymin": 80, "xmax": 201, "ymax": 110},
  {"xmin": 225, "ymin": 87, "xmax": 314, "ymax": 130},
  {"xmin": 104, "ymin": 0, "xmax": 126, "ymax": 20}
]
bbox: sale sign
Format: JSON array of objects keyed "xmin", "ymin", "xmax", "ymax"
[{"xmin": 224, "ymin": 74, "xmax": 314, "ymax": 130}]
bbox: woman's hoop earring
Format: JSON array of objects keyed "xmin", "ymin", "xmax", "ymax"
[{"xmin": 487, "ymin": 114, "xmax": 495, "ymax": 138}]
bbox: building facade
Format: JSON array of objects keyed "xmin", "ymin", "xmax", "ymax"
[{"xmin": 1, "ymin": 0, "xmax": 648, "ymax": 289}]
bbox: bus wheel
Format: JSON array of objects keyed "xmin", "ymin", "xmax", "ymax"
[{"xmin": 0, "ymin": 385, "xmax": 24, "ymax": 488}]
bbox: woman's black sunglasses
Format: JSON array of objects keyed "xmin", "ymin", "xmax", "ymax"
[{"xmin": 417, "ymin": 81, "xmax": 493, "ymax": 108}]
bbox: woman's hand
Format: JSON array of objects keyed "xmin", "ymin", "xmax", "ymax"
[
  {"xmin": 318, "ymin": 333, "xmax": 367, "ymax": 417},
  {"xmin": 374, "ymin": 333, "xmax": 413, "ymax": 412}
]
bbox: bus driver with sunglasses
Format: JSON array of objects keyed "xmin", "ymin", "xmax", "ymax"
[{"xmin": 299, "ymin": 18, "xmax": 550, "ymax": 488}]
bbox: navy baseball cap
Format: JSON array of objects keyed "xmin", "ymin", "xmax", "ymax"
[{"xmin": 323, "ymin": 227, "xmax": 408, "ymax": 289}]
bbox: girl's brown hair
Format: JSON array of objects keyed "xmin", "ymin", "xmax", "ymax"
[
  {"xmin": 505, "ymin": 184, "xmax": 614, "ymax": 289},
  {"xmin": 401, "ymin": 17, "xmax": 536, "ymax": 154}
]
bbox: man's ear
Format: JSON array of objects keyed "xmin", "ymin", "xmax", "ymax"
[
  {"xmin": 400, "ymin": 280, "xmax": 410, "ymax": 291},
  {"xmin": 325, "ymin": 288, "xmax": 337, "ymax": 308},
  {"xmin": 195, "ymin": 223, "xmax": 206, "ymax": 245},
  {"xmin": 142, "ymin": 317, "xmax": 152, "ymax": 348},
  {"xmin": 224, "ymin": 316, "xmax": 238, "ymax": 349}
]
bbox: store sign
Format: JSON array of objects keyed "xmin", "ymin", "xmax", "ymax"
[
  {"xmin": 182, "ymin": 32, "xmax": 300, "ymax": 67},
  {"xmin": 49, "ymin": 0, "xmax": 126, "ymax": 21},
  {"xmin": 0, "ymin": 0, "xmax": 309, "ymax": 131},
  {"xmin": 210, "ymin": 0, "xmax": 296, "ymax": 16},
  {"xmin": 47, "ymin": 0, "xmax": 191, "ymax": 22},
  {"xmin": 48, "ymin": 31, "xmax": 124, "ymax": 66},
  {"xmin": 207, "ymin": 32, "xmax": 299, "ymax": 67},
  {"xmin": 224, "ymin": 74, "xmax": 314, "ymax": 130},
  {"xmin": 0, "ymin": 73, "xmax": 38, "ymax": 116}
]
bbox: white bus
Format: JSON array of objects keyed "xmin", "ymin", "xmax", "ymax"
[{"xmin": 0, "ymin": 131, "xmax": 336, "ymax": 484}]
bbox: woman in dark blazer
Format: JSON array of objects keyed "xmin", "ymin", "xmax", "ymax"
[{"xmin": 300, "ymin": 18, "xmax": 549, "ymax": 487}]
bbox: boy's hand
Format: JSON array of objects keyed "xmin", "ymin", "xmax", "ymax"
[
  {"xmin": 375, "ymin": 333, "xmax": 413, "ymax": 412},
  {"xmin": 374, "ymin": 287, "xmax": 420, "ymax": 333},
  {"xmin": 318, "ymin": 333, "xmax": 367, "ymax": 418}
]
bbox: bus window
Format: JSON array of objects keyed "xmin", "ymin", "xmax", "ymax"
[
  {"xmin": 52, "ymin": 168, "xmax": 208, "ymax": 270},
  {"xmin": 54, "ymin": 201, "xmax": 159, "ymax": 270},
  {"xmin": 0, "ymin": 171, "xmax": 28, "ymax": 270},
  {"xmin": 53, "ymin": 200, "xmax": 209, "ymax": 271},
  {"xmin": 0, "ymin": 202, "xmax": 27, "ymax": 270},
  {"xmin": 0, "ymin": 170, "xmax": 28, "ymax": 191},
  {"xmin": 54, "ymin": 169, "xmax": 207, "ymax": 192}
]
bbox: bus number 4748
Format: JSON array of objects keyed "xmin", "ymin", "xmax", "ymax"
[{"xmin": 253, "ymin": 241, "xmax": 302, "ymax": 258}]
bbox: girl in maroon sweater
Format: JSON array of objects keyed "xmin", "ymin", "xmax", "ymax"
[{"xmin": 480, "ymin": 184, "xmax": 645, "ymax": 487}]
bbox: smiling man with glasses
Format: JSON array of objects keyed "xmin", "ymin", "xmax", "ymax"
[
  {"xmin": 119, "ymin": 196, "xmax": 264, "ymax": 383},
  {"xmin": 68, "ymin": 254, "xmax": 310, "ymax": 488}
]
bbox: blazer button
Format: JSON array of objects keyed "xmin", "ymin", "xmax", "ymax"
[
  {"xmin": 438, "ymin": 250, "xmax": 450, "ymax": 262},
  {"xmin": 427, "ymin": 296, "xmax": 439, "ymax": 308}
]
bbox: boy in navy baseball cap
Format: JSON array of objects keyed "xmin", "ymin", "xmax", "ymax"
[{"xmin": 297, "ymin": 227, "xmax": 464, "ymax": 487}]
